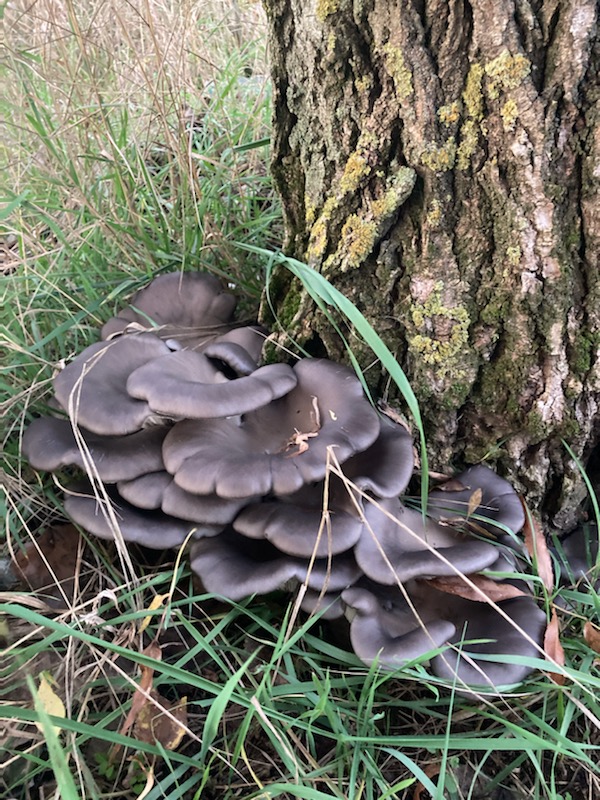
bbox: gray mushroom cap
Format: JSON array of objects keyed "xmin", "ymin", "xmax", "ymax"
[
  {"xmin": 554, "ymin": 523, "xmax": 599, "ymax": 585},
  {"xmin": 354, "ymin": 499, "xmax": 499, "ymax": 584},
  {"xmin": 190, "ymin": 529, "xmax": 305, "ymax": 600},
  {"xmin": 299, "ymin": 589, "xmax": 346, "ymax": 619},
  {"xmin": 342, "ymin": 585, "xmax": 456, "ymax": 667},
  {"xmin": 117, "ymin": 471, "xmax": 249, "ymax": 524},
  {"xmin": 233, "ymin": 477, "xmax": 364, "ymax": 558},
  {"xmin": 22, "ymin": 417, "xmax": 167, "ymax": 482},
  {"xmin": 426, "ymin": 465, "xmax": 525, "ymax": 536},
  {"xmin": 342, "ymin": 581, "xmax": 546, "ymax": 687},
  {"xmin": 203, "ymin": 325, "xmax": 266, "ymax": 370},
  {"xmin": 418, "ymin": 587, "xmax": 548, "ymax": 688},
  {"xmin": 64, "ymin": 483, "xmax": 220, "ymax": 548},
  {"xmin": 53, "ymin": 334, "xmax": 171, "ymax": 435},
  {"xmin": 101, "ymin": 271, "xmax": 237, "ymax": 349},
  {"xmin": 127, "ymin": 350, "xmax": 298, "ymax": 419},
  {"xmin": 342, "ymin": 415, "xmax": 414, "ymax": 498},
  {"xmin": 190, "ymin": 529, "xmax": 362, "ymax": 600},
  {"xmin": 163, "ymin": 358, "xmax": 381, "ymax": 499}
]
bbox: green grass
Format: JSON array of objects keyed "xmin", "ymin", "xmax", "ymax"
[{"xmin": 2, "ymin": 2, "xmax": 599, "ymax": 799}]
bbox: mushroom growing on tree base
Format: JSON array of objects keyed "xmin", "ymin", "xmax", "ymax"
[{"xmin": 20, "ymin": 270, "xmax": 568, "ymax": 691}]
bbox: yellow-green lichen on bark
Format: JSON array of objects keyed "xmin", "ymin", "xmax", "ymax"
[
  {"xmin": 438, "ymin": 101, "xmax": 461, "ymax": 125},
  {"xmin": 339, "ymin": 214, "xmax": 378, "ymax": 269},
  {"xmin": 485, "ymin": 50, "xmax": 531, "ymax": 99},
  {"xmin": 421, "ymin": 137, "xmax": 457, "ymax": 172},
  {"xmin": 381, "ymin": 43, "xmax": 413, "ymax": 100},
  {"xmin": 340, "ymin": 151, "xmax": 372, "ymax": 193},
  {"xmin": 501, "ymin": 98, "xmax": 519, "ymax": 130},
  {"xmin": 408, "ymin": 282, "xmax": 471, "ymax": 375},
  {"xmin": 316, "ymin": 0, "xmax": 339, "ymax": 23}
]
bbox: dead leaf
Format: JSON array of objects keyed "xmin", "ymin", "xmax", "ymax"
[
  {"xmin": 413, "ymin": 762, "xmax": 441, "ymax": 799},
  {"xmin": 139, "ymin": 593, "xmax": 170, "ymax": 633},
  {"xmin": 133, "ymin": 690, "xmax": 188, "ymax": 750},
  {"xmin": 584, "ymin": 621, "xmax": 600, "ymax": 654},
  {"xmin": 113, "ymin": 641, "xmax": 162, "ymax": 755},
  {"xmin": 426, "ymin": 574, "xmax": 527, "ymax": 603},
  {"xmin": 13, "ymin": 524, "xmax": 83, "ymax": 606},
  {"xmin": 35, "ymin": 673, "xmax": 65, "ymax": 735},
  {"xmin": 544, "ymin": 608, "xmax": 566, "ymax": 685},
  {"xmin": 467, "ymin": 488, "xmax": 483, "ymax": 517},
  {"xmin": 436, "ymin": 478, "xmax": 468, "ymax": 492},
  {"xmin": 521, "ymin": 502, "xmax": 554, "ymax": 591}
]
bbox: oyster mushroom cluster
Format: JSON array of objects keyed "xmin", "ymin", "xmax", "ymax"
[{"xmin": 23, "ymin": 271, "xmax": 547, "ymax": 690}]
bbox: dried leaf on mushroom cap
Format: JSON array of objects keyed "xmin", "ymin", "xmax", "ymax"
[
  {"xmin": 22, "ymin": 417, "xmax": 167, "ymax": 482},
  {"xmin": 233, "ymin": 477, "xmax": 364, "ymax": 558},
  {"xmin": 426, "ymin": 465, "xmax": 525, "ymax": 536},
  {"xmin": 342, "ymin": 584, "xmax": 456, "ymax": 668},
  {"xmin": 53, "ymin": 334, "xmax": 171, "ymax": 436},
  {"xmin": 101, "ymin": 271, "xmax": 238, "ymax": 349},
  {"xmin": 64, "ymin": 482, "xmax": 221, "ymax": 548},
  {"xmin": 410, "ymin": 582, "xmax": 548, "ymax": 688},
  {"xmin": 163, "ymin": 358, "xmax": 381, "ymax": 499},
  {"xmin": 341, "ymin": 415, "xmax": 414, "ymax": 498},
  {"xmin": 354, "ymin": 498, "xmax": 499, "ymax": 584},
  {"xmin": 117, "ymin": 471, "xmax": 250, "ymax": 524},
  {"xmin": 127, "ymin": 349, "xmax": 298, "ymax": 419}
]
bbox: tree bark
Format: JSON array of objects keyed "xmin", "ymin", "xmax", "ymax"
[{"xmin": 260, "ymin": 0, "xmax": 599, "ymax": 530}]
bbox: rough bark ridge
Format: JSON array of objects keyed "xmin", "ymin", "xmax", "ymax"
[{"xmin": 262, "ymin": 0, "xmax": 599, "ymax": 530}]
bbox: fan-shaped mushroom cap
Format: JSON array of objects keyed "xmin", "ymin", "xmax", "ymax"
[
  {"xmin": 127, "ymin": 350, "xmax": 297, "ymax": 419},
  {"xmin": 554, "ymin": 523, "xmax": 599, "ymax": 584},
  {"xmin": 64, "ymin": 484, "xmax": 220, "ymax": 547},
  {"xmin": 233, "ymin": 477, "xmax": 363, "ymax": 557},
  {"xmin": 299, "ymin": 589, "xmax": 346, "ymax": 619},
  {"xmin": 204, "ymin": 325, "xmax": 266, "ymax": 370},
  {"xmin": 117, "ymin": 471, "xmax": 250, "ymax": 523},
  {"xmin": 354, "ymin": 499, "xmax": 499, "ymax": 584},
  {"xmin": 190, "ymin": 528, "xmax": 362, "ymax": 600},
  {"xmin": 427, "ymin": 465, "xmax": 525, "ymax": 536},
  {"xmin": 342, "ymin": 585, "xmax": 456, "ymax": 667},
  {"xmin": 190, "ymin": 529, "xmax": 304, "ymax": 599},
  {"xmin": 101, "ymin": 272, "xmax": 237, "ymax": 349},
  {"xmin": 342, "ymin": 581, "xmax": 546, "ymax": 686},
  {"xmin": 418, "ymin": 587, "xmax": 547, "ymax": 688},
  {"xmin": 342, "ymin": 416, "xmax": 414, "ymax": 497},
  {"xmin": 22, "ymin": 417, "xmax": 167, "ymax": 482},
  {"xmin": 163, "ymin": 358, "xmax": 381, "ymax": 499},
  {"xmin": 54, "ymin": 334, "xmax": 171, "ymax": 435}
]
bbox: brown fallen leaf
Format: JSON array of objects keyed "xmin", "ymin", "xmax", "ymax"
[
  {"xmin": 426, "ymin": 573, "xmax": 527, "ymax": 603},
  {"xmin": 112, "ymin": 642, "xmax": 162, "ymax": 758},
  {"xmin": 583, "ymin": 621, "xmax": 600, "ymax": 654},
  {"xmin": 521, "ymin": 502, "xmax": 554, "ymax": 591},
  {"xmin": 467, "ymin": 487, "xmax": 483, "ymax": 517},
  {"xmin": 544, "ymin": 607, "xmax": 566, "ymax": 685},
  {"xmin": 133, "ymin": 690, "xmax": 188, "ymax": 751},
  {"xmin": 413, "ymin": 762, "xmax": 441, "ymax": 800},
  {"xmin": 13, "ymin": 524, "xmax": 83, "ymax": 606}
]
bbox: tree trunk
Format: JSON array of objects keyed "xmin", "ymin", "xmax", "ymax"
[{"xmin": 260, "ymin": 0, "xmax": 600, "ymax": 530}]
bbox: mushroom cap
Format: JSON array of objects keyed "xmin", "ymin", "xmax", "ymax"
[
  {"xmin": 233, "ymin": 478, "xmax": 363, "ymax": 558},
  {"xmin": 342, "ymin": 585, "xmax": 456, "ymax": 667},
  {"xmin": 53, "ymin": 334, "xmax": 171, "ymax": 435},
  {"xmin": 190, "ymin": 528, "xmax": 362, "ymax": 600},
  {"xmin": 422, "ymin": 589, "xmax": 547, "ymax": 688},
  {"xmin": 117, "ymin": 471, "xmax": 250, "ymax": 524},
  {"xmin": 190, "ymin": 529, "xmax": 304, "ymax": 600},
  {"xmin": 163, "ymin": 358, "xmax": 381, "ymax": 499},
  {"xmin": 203, "ymin": 325, "xmax": 267, "ymax": 371},
  {"xmin": 101, "ymin": 271, "xmax": 237, "ymax": 349},
  {"xmin": 127, "ymin": 350, "xmax": 298, "ymax": 419},
  {"xmin": 64, "ymin": 483, "xmax": 220, "ymax": 547},
  {"xmin": 22, "ymin": 417, "xmax": 167, "ymax": 482},
  {"xmin": 342, "ymin": 415, "xmax": 414, "ymax": 497},
  {"xmin": 554, "ymin": 523, "xmax": 599, "ymax": 584},
  {"xmin": 299, "ymin": 589, "xmax": 346, "ymax": 619},
  {"xmin": 354, "ymin": 499, "xmax": 499, "ymax": 584},
  {"xmin": 426, "ymin": 465, "xmax": 525, "ymax": 536}
]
